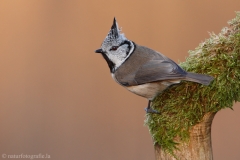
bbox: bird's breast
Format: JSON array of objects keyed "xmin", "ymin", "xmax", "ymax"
[{"xmin": 125, "ymin": 81, "xmax": 179, "ymax": 100}]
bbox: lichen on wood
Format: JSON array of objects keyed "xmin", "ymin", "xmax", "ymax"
[{"xmin": 145, "ymin": 12, "xmax": 240, "ymax": 157}]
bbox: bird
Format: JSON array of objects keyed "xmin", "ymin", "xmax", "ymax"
[{"xmin": 95, "ymin": 18, "xmax": 214, "ymax": 114}]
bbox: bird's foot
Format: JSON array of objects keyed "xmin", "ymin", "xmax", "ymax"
[{"xmin": 145, "ymin": 107, "xmax": 160, "ymax": 114}]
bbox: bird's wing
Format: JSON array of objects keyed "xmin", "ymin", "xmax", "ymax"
[{"xmin": 134, "ymin": 59, "xmax": 187, "ymax": 85}]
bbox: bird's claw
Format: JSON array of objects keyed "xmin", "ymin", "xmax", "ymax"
[{"xmin": 145, "ymin": 108, "xmax": 160, "ymax": 114}]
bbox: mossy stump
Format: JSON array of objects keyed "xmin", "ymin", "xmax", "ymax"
[
  {"xmin": 145, "ymin": 12, "xmax": 240, "ymax": 160},
  {"xmin": 154, "ymin": 112, "xmax": 216, "ymax": 160}
]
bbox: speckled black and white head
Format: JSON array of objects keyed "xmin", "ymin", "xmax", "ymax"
[{"xmin": 95, "ymin": 18, "xmax": 135, "ymax": 73}]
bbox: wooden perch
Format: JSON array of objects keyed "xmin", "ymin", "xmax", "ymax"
[
  {"xmin": 154, "ymin": 112, "xmax": 216, "ymax": 160},
  {"xmin": 145, "ymin": 12, "xmax": 240, "ymax": 160}
]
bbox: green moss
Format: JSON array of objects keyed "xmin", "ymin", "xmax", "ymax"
[{"xmin": 145, "ymin": 12, "xmax": 240, "ymax": 155}]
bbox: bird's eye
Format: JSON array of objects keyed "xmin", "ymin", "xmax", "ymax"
[{"xmin": 110, "ymin": 46, "xmax": 119, "ymax": 51}]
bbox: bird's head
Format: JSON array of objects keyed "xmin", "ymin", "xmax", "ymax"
[{"xmin": 95, "ymin": 18, "xmax": 135, "ymax": 72}]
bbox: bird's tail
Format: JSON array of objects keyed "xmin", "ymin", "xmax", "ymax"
[{"xmin": 185, "ymin": 72, "xmax": 214, "ymax": 85}]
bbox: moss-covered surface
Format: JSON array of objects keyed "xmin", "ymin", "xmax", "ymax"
[{"xmin": 145, "ymin": 12, "xmax": 240, "ymax": 155}]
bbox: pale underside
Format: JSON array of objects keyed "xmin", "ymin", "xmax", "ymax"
[{"xmin": 125, "ymin": 80, "xmax": 180, "ymax": 100}]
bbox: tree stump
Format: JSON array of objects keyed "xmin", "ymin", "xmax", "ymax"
[
  {"xmin": 155, "ymin": 112, "xmax": 216, "ymax": 160},
  {"xmin": 145, "ymin": 12, "xmax": 240, "ymax": 160}
]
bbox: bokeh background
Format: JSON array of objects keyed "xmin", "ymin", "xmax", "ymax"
[{"xmin": 0, "ymin": 1, "xmax": 240, "ymax": 160}]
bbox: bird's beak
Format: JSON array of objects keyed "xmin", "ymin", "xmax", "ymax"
[{"xmin": 95, "ymin": 49, "xmax": 103, "ymax": 53}]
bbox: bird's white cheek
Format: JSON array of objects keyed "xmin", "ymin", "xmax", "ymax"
[
  {"xmin": 108, "ymin": 54, "xmax": 122, "ymax": 68},
  {"xmin": 118, "ymin": 50, "xmax": 127, "ymax": 59}
]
